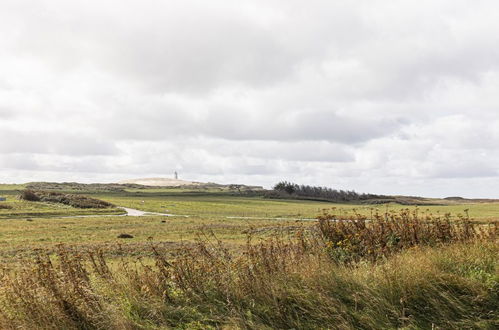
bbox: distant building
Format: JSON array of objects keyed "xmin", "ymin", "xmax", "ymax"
[
  {"xmin": 0, "ymin": 197, "xmax": 6, "ymax": 201},
  {"xmin": 174, "ymin": 171, "xmax": 178, "ymax": 180}
]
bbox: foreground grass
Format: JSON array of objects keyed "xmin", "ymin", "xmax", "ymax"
[
  {"xmin": 0, "ymin": 209, "xmax": 496, "ymax": 329},
  {"xmin": 0, "ymin": 237, "xmax": 496, "ymax": 329}
]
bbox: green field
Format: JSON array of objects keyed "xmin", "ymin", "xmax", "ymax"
[{"xmin": 0, "ymin": 185, "xmax": 498, "ymax": 261}]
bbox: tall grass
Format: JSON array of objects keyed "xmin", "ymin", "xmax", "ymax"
[
  {"xmin": 318, "ymin": 207, "xmax": 497, "ymax": 263},
  {"xmin": 0, "ymin": 210, "xmax": 496, "ymax": 329}
]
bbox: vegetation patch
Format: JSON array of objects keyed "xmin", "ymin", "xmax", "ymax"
[
  {"xmin": 117, "ymin": 233, "xmax": 134, "ymax": 239},
  {"xmin": 318, "ymin": 208, "xmax": 497, "ymax": 263},
  {"xmin": 20, "ymin": 190, "xmax": 115, "ymax": 209},
  {"xmin": 0, "ymin": 221, "xmax": 496, "ymax": 329},
  {"xmin": 268, "ymin": 181, "xmax": 492, "ymax": 205},
  {"xmin": 269, "ymin": 181, "xmax": 384, "ymax": 202},
  {"xmin": 0, "ymin": 185, "xmax": 498, "ymax": 328}
]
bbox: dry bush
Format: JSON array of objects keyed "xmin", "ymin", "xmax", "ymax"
[
  {"xmin": 317, "ymin": 208, "xmax": 497, "ymax": 263},
  {"xmin": 19, "ymin": 189, "xmax": 40, "ymax": 201},
  {"xmin": 19, "ymin": 190, "xmax": 114, "ymax": 209},
  {"xmin": 0, "ymin": 246, "xmax": 113, "ymax": 329}
]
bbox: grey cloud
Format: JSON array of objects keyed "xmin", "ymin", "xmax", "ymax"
[
  {"xmin": 0, "ymin": 154, "xmax": 40, "ymax": 171},
  {"xmin": 4, "ymin": 1, "xmax": 301, "ymax": 93},
  {"xmin": 1, "ymin": 1, "xmax": 499, "ymax": 197},
  {"xmin": 203, "ymin": 110, "xmax": 403, "ymax": 143},
  {"xmin": 428, "ymin": 160, "xmax": 498, "ymax": 179},
  {"xmin": 204, "ymin": 140, "xmax": 354, "ymax": 162},
  {"xmin": 0, "ymin": 154, "xmax": 114, "ymax": 173},
  {"xmin": 2, "ymin": 1, "xmax": 373, "ymax": 94},
  {"xmin": 95, "ymin": 96, "xmax": 403, "ymax": 143},
  {"xmin": 0, "ymin": 107, "xmax": 14, "ymax": 118},
  {"xmin": 0, "ymin": 130, "xmax": 119, "ymax": 156}
]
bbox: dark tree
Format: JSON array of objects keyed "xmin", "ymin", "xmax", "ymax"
[
  {"xmin": 272, "ymin": 181, "xmax": 384, "ymax": 202},
  {"xmin": 273, "ymin": 181, "xmax": 298, "ymax": 195}
]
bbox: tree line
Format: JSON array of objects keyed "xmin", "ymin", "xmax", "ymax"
[{"xmin": 272, "ymin": 181, "xmax": 384, "ymax": 202}]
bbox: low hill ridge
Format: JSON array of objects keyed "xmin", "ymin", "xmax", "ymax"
[{"xmin": 118, "ymin": 177, "xmax": 203, "ymax": 187}]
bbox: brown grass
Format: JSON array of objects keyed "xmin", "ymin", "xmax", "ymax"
[
  {"xmin": 318, "ymin": 207, "xmax": 497, "ymax": 263},
  {"xmin": 0, "ymin": 210, "xmax": 496, "ymax": 329}
]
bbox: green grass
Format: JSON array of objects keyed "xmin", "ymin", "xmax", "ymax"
[
  {"xmin": 0, "ymin": 183, "xmax": 26, "ymax": 191},
  {"xmin": 96, "ymin": 190, "xmax": 499, "ymax": 221},
  {"xmin": 0, "ymin": 186, "xmax": 498, "ymax": 262},
  {"xmin": 0, "ymin": 188, "xmax": 124, "ymax": 219},
  {"xmin": 0, "ymin": 214, "xmax": 284, "ymax": 261}
]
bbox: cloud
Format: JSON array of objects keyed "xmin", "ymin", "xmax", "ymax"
[
  {"xmin": 202, "ymin": 109, "xmax": 403, "ymax": 143},
  {"xmin": 0, "ymin": 129, "xmax": 119, "ymax": 156},
  {"xmin": 0, "ymin": 0, "xmax": 499, "ymax": 197},
  {"xmin": 0, "ymin": 107, "xmax": 14, "ymax": 118}
]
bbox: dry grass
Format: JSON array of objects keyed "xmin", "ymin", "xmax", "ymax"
[
  {"xmin": 318, "ymin": 207, "xmax": 497, "ymax": 263},
  {"xmin": 0, "ymin": 210, "xmax": 496, "ymax": 329}
]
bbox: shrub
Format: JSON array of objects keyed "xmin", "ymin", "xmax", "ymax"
[
  {"xmin": 19, "ymin": 190, "xmax": 114, "ymax": 208},
  {"xmin": 117, "ymin": 233, "xmax": 134, "ymax": 239},
  {"xmin": 19, "ymin": 189, "xmax": 41, "ymax": 201},
  {"xmin": 317, "ymin": 208, "xmax": 497, "ymax": 263}
]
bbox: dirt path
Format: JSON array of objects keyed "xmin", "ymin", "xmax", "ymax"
[
  {"xmin": 53, "ymin": 207, "xmax": 187, "ymax": 219},
  {"xmin": 22, "ymin": 208, "xmax": 321, "ymax": 221},
  {"xmin": 120, "ymin": 207, "xmax": 175, "ymax": 217}
]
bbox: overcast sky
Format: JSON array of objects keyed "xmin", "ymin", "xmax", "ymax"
[{"xmin": 1, "ymin": 0, "xmax": 498, "ymax": 197}]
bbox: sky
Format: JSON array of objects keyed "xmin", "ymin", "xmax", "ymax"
[{"xmin": 1, "ymin": 0, "xmax": 498, "ymax": 198}]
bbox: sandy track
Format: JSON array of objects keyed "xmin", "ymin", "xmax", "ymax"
[
  {"xmin": 120, "ymin": 207, "xmax": 174, "ymax": 216},
  {"xmin": 54, "ymin": 207, "xmax": 187, "ymax": 219}
]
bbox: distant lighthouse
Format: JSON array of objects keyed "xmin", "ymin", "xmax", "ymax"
[{"xmin": 174, "ymin": 171, "xmax": 178, "ymax": 180}]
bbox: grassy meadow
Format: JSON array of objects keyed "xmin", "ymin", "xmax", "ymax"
[
  {"xmin": 0, "ymin": 183, "xmax": 497, "ymax": 329},
  {"xmin": 1, "ymin": 185, "xmax": 498, "ymax": 259}
]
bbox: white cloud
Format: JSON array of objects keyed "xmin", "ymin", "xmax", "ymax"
[{"xmin": 1, "ymin": 0, "xmax": 499, "ymax": 197}]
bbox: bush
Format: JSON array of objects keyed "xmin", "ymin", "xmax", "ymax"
[
  {"xmin": 19, "ymin": 189, "xmax": 41, "ymax": 201},
  {"xmin": 317, "ymin": 208, "xmax": 497, "ymax": 263},
  {"xmin": 19, "ymin": 190, "xmax": 114, "ymax": 208}
]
